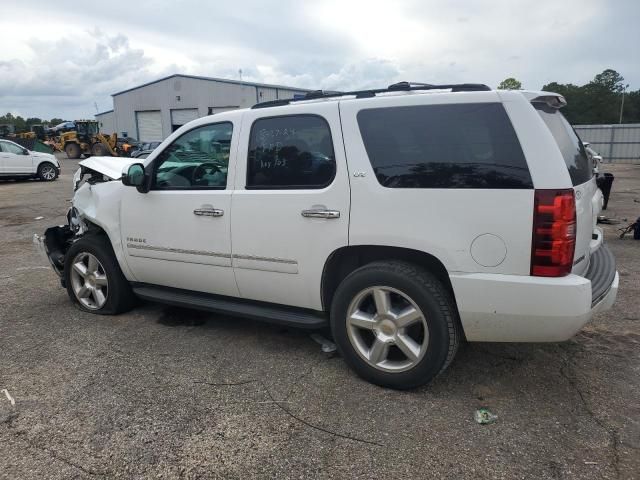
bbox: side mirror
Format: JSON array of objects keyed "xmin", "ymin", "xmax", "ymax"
[
  {"xmin": 22, "ymin": 148, "xmax": 29, "ymax": 155},
  {"xmin": 121, "ymin": 163, "xmax": 148, "ymax": 192}
]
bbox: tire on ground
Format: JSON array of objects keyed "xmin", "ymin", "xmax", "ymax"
[
  {"xmin": 330, "ymin": 260, "xmax": 461, "ymax": 390},
  {"xmin": 37, "ymin": 161, "xmax": 58, "ymax": 181},
  {"xmin": 91, "ymin": 143, "xmax": 108, "ymax": 156},
  {"xmin": 64, "ymin": 142, "xmax": 81, "ymax": 159},
  {"xmin": 63, "ymin": 234, "xmax": 135, "ymax": 315}
]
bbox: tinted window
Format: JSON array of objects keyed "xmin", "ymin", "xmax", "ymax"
[
  {"xmin": 534, "ymin": 104, "xmax": 592, "ymax": 186},
  {"xmin": 153, "ymin": 122, "xmax": 232, "ymax": 189},
  {"xmin": 357, "ymin": 103, "xmax": 532, "ymax": 189},
  {"xmin": 247, "ymin": 115, "xmax": 336, "ymax": 189}
]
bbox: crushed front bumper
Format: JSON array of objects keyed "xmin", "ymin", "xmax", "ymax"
[{"xmin": 33, "ymin": 226, "xmax": 74, "ymax": 286}]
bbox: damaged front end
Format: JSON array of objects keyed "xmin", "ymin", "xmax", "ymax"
[
  {"xmin": 33, "ymin": 207, "xmax": 94, "ymax": 287},
  {"xmin": 33, "ymin": 225, "xmax": 74, "ymax": 285},
  {"xmin": 34, "ymin": 157, "xmax": 132, "ymax": 287}
]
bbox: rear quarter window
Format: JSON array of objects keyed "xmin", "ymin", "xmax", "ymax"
[
  {"xmin": 534, "ymin": 104, "xmax": 593, "ymax": 186},
  {"xmin": 357, "ymin": 103, "xmax": 532, "ymax": 189}
]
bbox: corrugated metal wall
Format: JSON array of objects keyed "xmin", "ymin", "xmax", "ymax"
[
  {"xmin": 95, "ymin": 111, "xmax": 115, "ymax": 135},
  {"xmin": 574, "ymin": 124, "xmax": 640, "ymax": 164},
  {"xmin": 113, "ymin": 77, "xmax": 308, "ymax": 140}
]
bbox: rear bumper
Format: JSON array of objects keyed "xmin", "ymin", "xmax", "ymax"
[{"xmin": 450, "ymin": 245, "xmax": 618, "ymax": 342}]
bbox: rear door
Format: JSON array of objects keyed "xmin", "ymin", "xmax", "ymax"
[
  {"xmin": 534, "ymin": 104, "xmax": 596, "ymax": 274},
  {"xmin": 231, "ymin": 102, "xmax": 350, "ymax": 310}
]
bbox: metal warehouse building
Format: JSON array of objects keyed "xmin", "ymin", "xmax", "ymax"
[{"xmin": 96, "ymin": 74, "xmax": 310, "ymax": 142}]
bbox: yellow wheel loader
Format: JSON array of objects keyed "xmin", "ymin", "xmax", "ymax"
[{"xmin": 56, "ymin": 121, "xmax": 119, "ymax": 159}]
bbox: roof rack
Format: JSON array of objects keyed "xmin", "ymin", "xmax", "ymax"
[{"xmin": 252, "ymin": 81, "xmax": 491, "ymax": 109}]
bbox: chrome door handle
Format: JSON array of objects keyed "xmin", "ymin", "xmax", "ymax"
[
  {"xmin": 194, "ymin": 207, "xmax": 224, "ymax": 217},
  {"xmin": 301, "ymin": 209, "xmax": 340, "ymax": 219}
]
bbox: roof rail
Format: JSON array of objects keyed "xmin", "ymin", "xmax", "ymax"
[{"xmin": 252, "ymin": 81, "xmax": 491, "ymax": 109}]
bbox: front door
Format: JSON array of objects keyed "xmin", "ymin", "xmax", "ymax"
[
  {"xmin": 231, "ymin": 102, "xmax": 350, "ymax": 310},
  {"xmin": 0, "ymin": 141, "xmax": 33, "ymax": 174},
  {"xmin": 120, "ymin": 120, "xmax": 239, "ymax": 297}
]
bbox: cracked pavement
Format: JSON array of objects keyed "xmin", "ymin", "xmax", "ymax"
[{"xmin": 1, "ymin": 156, "xmax": 639, "ymax": 479}]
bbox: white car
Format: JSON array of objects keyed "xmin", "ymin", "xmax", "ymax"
[
  {"xmin": 35, "ymin": 83, "xmax": 618, "ymax": 389},
  {"xmin": 0, "ymin": 139, "xmax": 60, "ymax": 181}
]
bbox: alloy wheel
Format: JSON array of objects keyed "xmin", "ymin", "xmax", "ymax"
[
  {"xmin": 41, "ymin": 165, "xmax": 56, "ymax": 180},
  {"xmin": 69, "ymin": 252, "xmax": 109, "ymax": 310},
  {"xmin": 346, "ymin": 286, "xmax": 429, "ymax": 372}
]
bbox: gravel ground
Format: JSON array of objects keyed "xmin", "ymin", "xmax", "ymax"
[{"xmin": 1, "ymin": 155, "xmax": 639, "ymax": 479}]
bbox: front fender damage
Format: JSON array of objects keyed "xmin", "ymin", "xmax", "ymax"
[{"xmin": 34, "ymin": 162, "xmax": 125, "ymax": 288}]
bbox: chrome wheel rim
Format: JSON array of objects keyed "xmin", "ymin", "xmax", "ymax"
[
  {"xmin": 346, "ymin": 286, "xmax": 429, "ymax": 372},
  {"xmin": 41, "ymin": 166, "xmax": 56, "ymax": 180},
  {"xmin": 70, "ymin": 252, "xmax": 108, "ymax": 310}
]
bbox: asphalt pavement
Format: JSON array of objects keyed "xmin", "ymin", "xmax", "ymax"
[{"xmin": 1, "ymin": 155, "xmax": 638, "ymax": 479}]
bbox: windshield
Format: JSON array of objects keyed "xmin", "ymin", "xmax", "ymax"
[{"xmin": 534, "ymin": 103, "xmax": 593, "ymax": 186}]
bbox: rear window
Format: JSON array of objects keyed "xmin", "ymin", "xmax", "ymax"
[
  {"xmin": 357, "ymin": 103, "xmax": 532, "ymax": 189},
  {"xmin": 534, "ymin": 104, "xmax": 592, "ymax": 186}
]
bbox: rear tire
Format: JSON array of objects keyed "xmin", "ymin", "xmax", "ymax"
[
  {"xmin": 330, "ymin": 261, "xmax": 460, "ymax": 389},
  {"xmin": 37, "ymin": 162, "xmax": 58, "ymax": 181},
  {"xmin": 63, "ymin": 235, "xmax": 135, "ymax": 315},
  {"xmin": 91, "ymin": 143, "xmax": 108, "ymax": 156},
  {"xmin": 65, "ymin": 143, "xmax": 81, "ymax": 159}
]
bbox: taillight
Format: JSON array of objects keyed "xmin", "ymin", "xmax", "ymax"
[{"xmin": 531, "ymin": 189, "xmax": 576, "ymax": 277}]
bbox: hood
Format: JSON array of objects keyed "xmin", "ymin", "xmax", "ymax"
[{"xmin": 79, "ymin": 156, "xmax": 135, "ymax": 180}]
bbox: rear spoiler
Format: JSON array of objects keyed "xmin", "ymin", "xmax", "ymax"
[{"xmin": 530, "ymin": 95, "xmax": 567, "ymax": 109}]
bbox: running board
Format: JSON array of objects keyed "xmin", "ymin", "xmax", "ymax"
[{"xmin": 132, "ymin": 284, "xmax": 327, "ymax": 329}]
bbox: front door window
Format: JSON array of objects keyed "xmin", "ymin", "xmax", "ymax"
[{"xmin": 153, "ymin": 122, "xmax": 233, "ymax": 189}]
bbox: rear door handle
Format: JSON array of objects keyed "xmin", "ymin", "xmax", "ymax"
[
  {"xmin": 194, "ymin": 207, "xmax": 224, "ymax": 217},
  {"xmin": 301, "ymin": 209, "xmax": 340, "ymax": 219}
]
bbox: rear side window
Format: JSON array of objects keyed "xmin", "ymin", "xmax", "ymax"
[
  {"xmin": 534, "ymin": 104, "xmax": 592, "ymax": 186},
  {"xmin": 247, "ymin": 115, "xmax": 336, "ymax": 189},
  {"xmin": 357, "ymin": 103, "xmax": 532, "ymax": 189}
]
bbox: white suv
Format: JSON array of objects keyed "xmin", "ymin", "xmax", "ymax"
[
  {"xmin": 0, "ymin": 139, "xmax": 60, "ymax": 181},
  {"xmin": 35, "ymin": 82, "xmax": 619, "ymax": 389}
]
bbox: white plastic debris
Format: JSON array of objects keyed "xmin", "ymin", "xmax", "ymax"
[
  {"xmin": 310, "ymin": 333, "xmax": 337, "ymax": 353},
  {"xmin": 2, "ymin": 389, "xmax": 15, "ymax": 406},
  {"xmin": 34, "ymin": 216, "xmax": 44, "ymax": 220}
]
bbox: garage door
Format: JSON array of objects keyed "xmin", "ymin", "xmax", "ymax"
[
  {"xmin": 136, "ymin": 111, "xmax": 163, "ymax": 142},
  {"xmin": 171, "ymin": 108, "xmax": 199, "ymax": 131},
  {"xmin": 208, "ymin": 106, "xmax": 239, "ymax": 115}
]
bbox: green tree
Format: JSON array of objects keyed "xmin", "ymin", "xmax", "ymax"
[
  {"xmin": 497, "ymin": 77, "xmax": 523, "ymax": 90},
  {"xmin": 542, "ymin": 69, "xmax": 638, "ymax": 124},
  {"xmin": 48, "ymin": 118, "xmax": 65, "ymax": 126},
  {"xmin": 26, "ymin": 117, "xmax": 43, "ymax": 128}
]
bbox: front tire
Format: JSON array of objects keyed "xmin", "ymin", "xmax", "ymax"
[
  {"xmin": 65, "ymin": 143, "xmax": 81, "ymax": 159},
  {"xmin": 37, "ymin": 162, "xmax": 58, "ymax": 181},
  {"xmin": 330, "ymin": 261, "xmax": 460, "ymax": 389},
  {"xmin": 91, "ymin": 143, "xmax": 108, "ymax": 156},
  {"xmin": 63, "ymin": 235, "xmax": 135, "ymax": 315}
]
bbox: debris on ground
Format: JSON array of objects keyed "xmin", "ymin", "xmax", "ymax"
[
  {"xmin": 618, "ymin": 217, "xmax": 640, "ymax": 239},
  {"xmin": 34, "ymin": 216, "xmax": 44, "ymax": 220},
  {"xmin": 598, "ymin": 215, "xmax": 621, "ymax": 225},
  {"xmin": 310, "ymin": 333, "xmax": 337, "ymax": 354},
  {"xmin": 2, "ymin": 389, "xmax": 15, "ymax": 406},
  {"xmin": 474, "ymin": 407, "xmax": 498, "ymax": 425}
]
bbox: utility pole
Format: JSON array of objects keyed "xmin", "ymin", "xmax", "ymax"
[{"xmin": 619, "ymin": 83, "xmax": 629, "ymax": 124}]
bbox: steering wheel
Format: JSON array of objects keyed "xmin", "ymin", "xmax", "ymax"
[{"xmin": 192, "ymin": 162, "xmax": 221, "ymax": 184}]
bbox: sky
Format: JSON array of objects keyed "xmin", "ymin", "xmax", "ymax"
[{"xmin": 0, "ymin": 0, "xmax": 638, "ymax": 120}]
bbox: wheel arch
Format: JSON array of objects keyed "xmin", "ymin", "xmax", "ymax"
[
  {"xmin": 75, "ymin": 217, "xmax": 136, "ymax": 282},
  {"xmin": 321, "ymin": 245, "xmax": 456, "ymax": 312}
]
